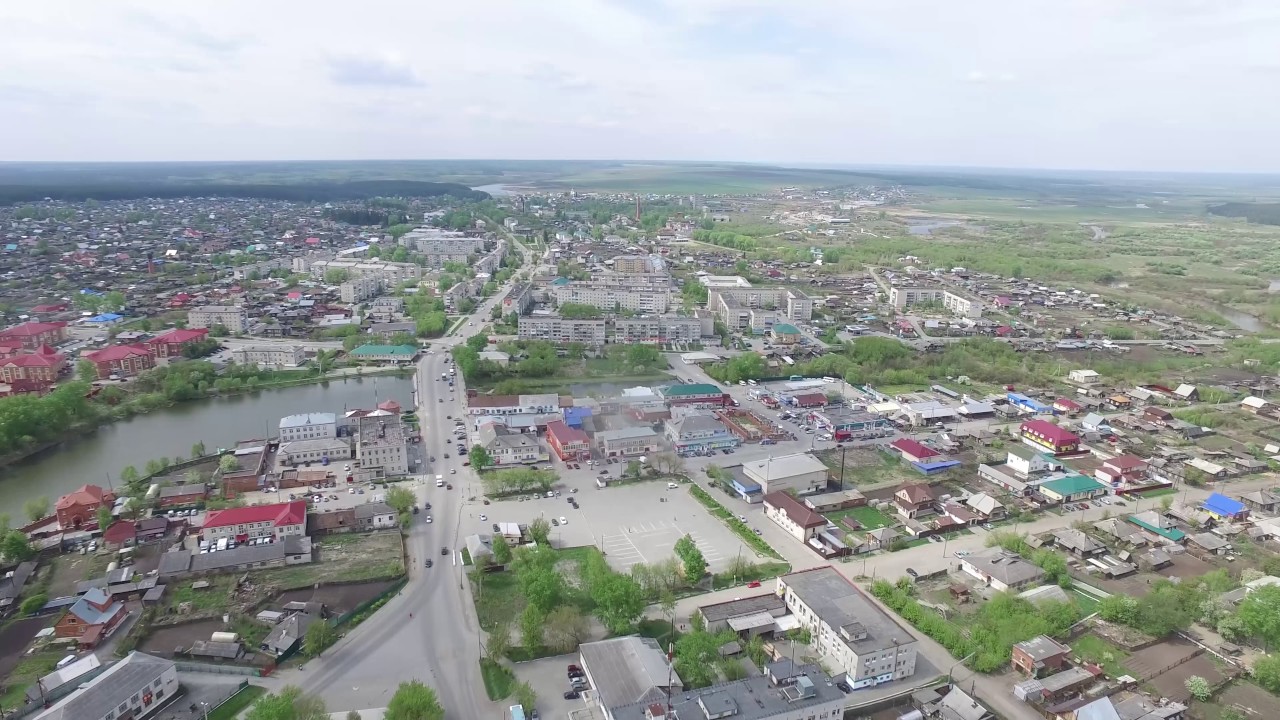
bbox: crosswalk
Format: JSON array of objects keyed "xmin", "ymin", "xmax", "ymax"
[{"xmin": 601, "ymin": 520, "xmax": 728, "ymax": 571}]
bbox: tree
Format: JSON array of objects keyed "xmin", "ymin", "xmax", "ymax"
[
  {"xmin": 1254, "ymin": 654, "xmax": 1280, "ymax": 694},
  {"xmin": 1098, "ymin": 595, "xmax": 1139, "ymax": 626},
  {"xmin": 1237, "ymin": 585, "xmax": 1280, "ymax": 650},
  {"xmin": 75, "ymin": 358, "xmax": 100, "ymax": 383},
  {"xmin": 384, "ymin": 680, "xmax": 444, "ymax": 720},
  {"xmin": 304, "ymin": 621, "xmax": 337, "ymax": 657},
  {"xmin": 675, "ymin": 627, "xmax": 735, "ymax": 688},
  {"xmin": 120, "ymin": 465, "xmax": 140, "ymax": 485},
  {"xmin": 673, "ymin": 534, "xmax": 707, "ymax": 584},
  {"xmin": 544, "ymin": 605, "xmax": 590, "ymax": 653},
  {"xmin": 469, "ymin": 445, "xmax": 493, "ymax": 471},
  {"xmin": 1185, "ymin": 675, "xmax": 1211, "ymax": 702},
  {"xmin": 592, "ymin": 573, "xmax": 646, "ymax": 634},
  {"xmin": 626, "ymin": 344, "xmax": 660, "ymax": 367},
  {"xmin": 347, "ymin": 712, "xmax": 363, "ymax": 720},
  {"xmin": 386, "ymin": 486, "xmax": 417, "ymax": 515},
  {"xmin": 247, "ymin": 686, "xmax": 328, "ymax": 720},
  {"xmin": 466, "ymin": 334, "xmax": 490, "ymax": 352},
  {"xmin": 492, "ymin": 533, "xmax": 513, "ymax": 565},
  {"xmin": 528, "ymin": 516, "xmax": 551, "ymax": 545},
  {"xmin": 625, "ymin": 460, "xmax": 643, "ymax": 479},
  {"xmin": 96, "ymin": 504, "xmax": 113, "ymax": 531},
  {"xmin": 485, "ymin": 621, "xmax": 512, "ymax": 661},
  {"xmin": 520, "ymin": 605, "xmax": 544, "ymax": 648},
  {"xmin": 1, "ymin": 531, "xmax": 33, "ymax": 562},
  {"xmin": 23, "ymin": 496, "xmax": 49, "ymax": 523},
  {"xmin": 513, "ymin": 681, "xmax": 537, "ymax": 715},
  {"xmin": 218, "ymin": 454, "xmax": 240, "ymax": 473},
  {"xmin": 1159, "ymin": 494, "xmax": 1174, "ymax": 511},
  {"xmin": 103, "ymin": 291, "xmax": 126, "ymax": 311}
]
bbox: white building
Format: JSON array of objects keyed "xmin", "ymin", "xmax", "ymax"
[
  {"xmin": 711, "ymin": 287, "xmax": 813, "ymax": 332},
  {"xmin": 278, "ymin": 438, "xmax": 351, "ymax": 466},
  {"xmin": 777, "ymin": 567, "xmax": 919, "ymax": 689},
  {"xmin": 340, "ymin": 275, "xmax": 385, "ymax": 303},
  {"xmin": 32, "ymin": 652, "xmax": 178, "ymax": 720},
  {"xmin": 943, "ymin": 290, "xmax": 985, "ymax": 318},
  {"xmin": 887, "ymin": 286, "xmax": 944, "ymax": 310},
  {"xmin": 231, "ymin": 345, "xmax": 305, "ymax": 368},
  {"xmin": 742, "ymin": 453, "xmax": 830, "ymax": 495},
  {"xmin": 612, "ymin": 315, "xmax": 704, "ymax": 344},
  {"xmin": 279, "ymin": 412, "xmax": 338, "ymax": 442},
  {"xmin": 551, "ymin": 282, "xmax": 673, "ymax": 314},
  {"xmin": 187, "ymin": 305, "xmax": 248, "ymax": 333},
  {"xmin": 518, "ymin": 315, "xmax": 607, "ymax": 345}
]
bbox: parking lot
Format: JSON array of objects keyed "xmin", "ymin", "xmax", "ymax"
[{"xmin": 512, "ymin": 653, "xmax": 594, "ymax": 720}]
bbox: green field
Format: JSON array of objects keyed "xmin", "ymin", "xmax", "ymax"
[{"xmin": 826, "ymin": 506, "xmax": 893, "ymax": 530}]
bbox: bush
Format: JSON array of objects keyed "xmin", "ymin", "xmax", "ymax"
[
  {"xmin": 20, "ymin": 593, "xmax": 47, "ymax": 615},
  {"xmin": 689, "ymin": 485, "xmax": 782, "ymax": 559}
]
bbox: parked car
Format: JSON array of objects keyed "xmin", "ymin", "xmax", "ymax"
[
  {"xmin": 905, "ymin": 568, "xmax": 918, "ymax": 578},
  {"xmin": 563, "ymin": 690, "xmax": 580, "ymax": 700}
]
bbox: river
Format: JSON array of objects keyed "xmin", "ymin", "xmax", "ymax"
[{"xmin": 0, "ymin": 376, "xmax": 416, "ymax": 512}]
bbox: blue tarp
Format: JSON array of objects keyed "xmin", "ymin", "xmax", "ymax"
[
  {"xmin": 1202, "ymin": 492, "xmax": 1246, "ymax": 518},
  {"xmin": 87, "ymin": 312, "xmax": 123, "ymax": 323}
]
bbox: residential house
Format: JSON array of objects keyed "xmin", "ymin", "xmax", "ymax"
[
  {"xmin": 763, "ymin": 491, "xmax": 827, "ymax": 542},
  {"xmin": 1039, "ymin": 475, "xmax": 1107, "ymax": 503},
  {"xmin": 960, "ymin": 549, "xmax": 1046, "ymax": 591},
  {"xmin": 1020, "ymin": 419, "xmax": 1080, "ymax": 454},
  {"xmin": 55, "ymin": 587, "xmax": 128, "ymax": 648},
  {"xmin": 544, "ymin": 420, "xmax": 591, "ymax": 461},
  {"xmin": 1052, "ymin": 529, "xmax": 1105, "ymax": 557},
  {"xmin": 888, "ymin": 438, "xmax": 940, "ymax": 463},
  {"xmin": 1012, "ymin": 635, "xmax": 1071, "ymax": 677},
  {"xmin": 1240, "ymin": 396, "xmax": 1269, "ymax": 414},
  {"xmin": 1188, "ymin": 532, "xmax": 1230, "ymax": 556},
  {"xmin": 894, "ymin": 484, "xmax": 936, "ymax": 519},
  {"xmin": 0, "ymin": 349, "xmax": 66, "ymax": 387},
  {"xmin": 355, "ymin": 502, "xmax": 398, "ymax": 530},
  {"xmin": 1081, "ymin": 412, "xmax": 1112, "ymax": 433},
  {"xmin": 1096, "ymin": 454, "xmax": 1149, "ymax": 486},
  {"xmin": 1201, "ymin": 492, "xmax": 1248, "ymax": 521},
  {"xmin": 963, "ymin": 493, "xmax": 1006, "ymax": 520},
  {"xmin": 1007, "ymin": 445, "xmax": 1061, "ymax": 476},
  {"xmin": 1069, "ymin": 369, "xmax": 1100, "ymax": 385},
  {"xmin": 865, "ymin": 527, "xmax": 900, "ymax": 552},
  {"xmin": 56, "ymin": 484, "xmax": 115, "ymax": 530},
  {"xmin": 83, "ymin": 344, "xmax": 155, "ymax": 379},
  {"xmin": 1238, "ymin": 489, "xmax": 1280, "ymax": 514},
  {"xmin": 1053, "ymin": 397, "xmax": 1084, "ymax": 415},
  {"xmin": 260, "ymin": 612, "xmax": 316, "ymax": 658}
]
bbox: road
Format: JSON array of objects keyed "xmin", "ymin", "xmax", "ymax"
[{"xmin": 283, "ymin": 242, "xmax": 535, "ymax": 715}]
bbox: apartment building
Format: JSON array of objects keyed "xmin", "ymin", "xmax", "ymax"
[
  {"xmin": 340, "ymin": 275, "xmax": 385, "ymax": 303},
  {"xmin": 0, "ymin": 320, "xmax": 67, "ymax": 349},
  {"xmin": 83, "ymin": 345, "xmax": 155, "ymax": 379},
  {"xmin": 356, "ymin": 415, "xmax": 409, "ymax": 476},
  {"xmin": 551, "ymin": 282, "xmax": 673, "ymax": 313},
  {"xmin": 943, "ymin": 289, "xmax": 985, "ymax": 318},
  {"xmin": 477, "ymin": 423, "xmax": 550, "ymax": 465},
  {"xmin": 188, "ymin": 305, "xmax": 249, "ymax": 333},
  {"xmin": 203, "ymin": 500, "xmax": 307, "ymax": 542},
  {"xmin": 609, "ymin": 255, "xmax": 667, "ymax": 274},
  {"xmin": 711, "ymin": 287, "xmax": 813, "ymax": 332},
  {"xmin": 308, "ymin": 259, "xmax": 422, "ymax": 284},
  {"xmin": 612, "ymin": 315, "xmax": 704, "ymax": 344},
  {"xmin": 399, "ymin": 228, "xmax": 485, "ymax": 257},
  {"xmin": 231, "ymin": 345, "xmax": 305, "ymax": 368},
  {"xmin": 887, "ymin": 286, "xmax": 945, "ymax": 311},
  {"xmin": 518, "ymin": 315, "xmax": 608, "ymax": 345},
  {"xmin": 278, "ymin": 438, "xmax": 352, "ymax": 466},
  {"xmin": 502, "ymin": 283, "xmax": 535, "ymax": 316},
  {"xmin": 777, "ymin": 567, "xmax": 919, "ymax": 689}
]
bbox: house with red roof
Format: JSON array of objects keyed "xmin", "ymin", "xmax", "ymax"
[
  {"xmin": 889, "ymin": 438, "xmax": 941, "ymax": 463},
  {"xmin": 0, "ymin": 320, "xmax": 66, "ymax": 349},
  {"xmin": 1095, "ymin": 454, "xmax": 1149, "ymax": 486},
  {"xmin": 31, "ymin": 303, "xmax": 68, "ymax": 314},
  {"xmin": 0, "ymin": 348, "xmax": 65, "ymax": 385},
  {"xmin": 1020, "ymin": 419, "xmax": 1080, "ymax": 455},
  {"xmin": 147, "ymin": 328, "xmax": 209, "ymax": 359},
  {"xmin": 788, "ymin": 392, "xmax": 828, "ymax": 409},
  {"xmin": 545, "ymin": 420, "xmax": 591, "ymax": 461},
  {"xmin": 168, "ymin": 292, "xmax": 193, "ymax": 308},
  {"xmin": 83, "ymin": 344, "xmax": 155, "ymax": 379},
  {"xmin": 763, "ymin": 491, "xmax": 827, "ymax": 542},
  {"xmin": 202, "ymin": 500, "xmax": 307, "ymax": 543},
  {"xmin": 1053, "ymin": 397, "xmax": 1083, "ymax": 415},
  {"xmin": 56, "ymin": 484, "xmax": 116, "ymax": 530}
]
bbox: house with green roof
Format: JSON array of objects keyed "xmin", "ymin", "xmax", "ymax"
[
  {"xmin": 350, "ymin": 344, "xmax": 418, "ymax": 363},
  {"xmin": 1039, "ymin": 474, "xmax": 1107, "ymax": 503},
  {"xmin": 659, "ymin": 383, "xmax": 729, "ymax": 408},
  {"xmin": 771, "ymin": 323, "xmax": 801, "ymax": 344}
]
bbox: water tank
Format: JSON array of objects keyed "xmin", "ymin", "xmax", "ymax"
[{"xmin": 210, "ymin": 632, "xmax": 239, "ymax": 644}]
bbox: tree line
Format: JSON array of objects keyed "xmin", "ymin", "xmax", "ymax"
[{"xmin": 0, "ymin": 180, "xmax": 488, "ymax": 205}]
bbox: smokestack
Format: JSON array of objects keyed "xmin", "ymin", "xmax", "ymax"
[{"xmin": 147, "ymin": 251, "xmax": 155, "ymax": 275}]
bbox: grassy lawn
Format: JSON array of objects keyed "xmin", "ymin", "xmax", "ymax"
[
  {"xmin": 253, "ymin": 532, "xmax": 404, "ymax": 589},
  {"xmin": 206, "ymin": 685, "xmax": 265, "ymax": 720},
  {"xmin": 0, "ymin": 651, "xmax": 64, "ymax": 709},
  {"xmin": 166, "ymin": 575, "xmax": 238, "ymax": 612},
  {"xmin": 636, "ymin": 618, "xmax": 682, "ymax": 648},
  {"xmin": 1072, "ymin": 586, "xmax": 1103, "ymax": 614},
  {"xmin": 1139, "ymin": 487, "xmax": 1177, "ymax": 498},
  {"xmin": 898, "ymin": 538, "xmax": 930, "ymax": 550},
  {"xmin": 1070, "ymin": 634, "xmax": 1131, "ymax": 678},
  {"xmin": 480, "ymin": 658, "xmax": 516, "ymax": 701},
  {"xmin": 827, "ymin": 506, "xmax": 893, "ymax": 530}
]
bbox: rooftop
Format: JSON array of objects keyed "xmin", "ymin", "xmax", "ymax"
[
  {"xmin": 961, "ymin": 548, "xmax": 1046, "ymax": 587},
  {"xmin": 595, "ymin": 426, "xmax": 660, "ymax": 442},
  {"xmin": 34, "ymin": 652, "xmax": 173, "ymax": 720},
  {"xmin": 610, "ymin": 664, "xmax": 843, "ymax": 720},
  {"xmin": 662, "ymin": 383, "xmax": 724, "ymax": 397},
  {"xmin": 357, "ymin": 415, "xmax": 405, "ymax": 449},
  {"xmin": 1015, "ymin": 635, "xmax": 1071, "ymax": 662},
  {"xmin": 350, "ymin": 344, "xmax": 417, "ymax": 356},
  {"xmin": 279, "ymin": 412, "xmax": 337, "ymax": 429},
  {"xmin": 579, "ymin": 636, "xmax": 682, "ymax": 712},
  {"xmin": 780, "ymin": 566, "xmax": 915, "ymax": 654},
  {"xmin": 1041, "ymin": 474, "xmax": 1106, "ymax": 497},
  {"xmin": 698, "ymin": 593, "xmax": 786, "ymax": 624},
  {"xmin": 203, "ymin": 500, "xmax": 306, "ymax": 530},
  {"xmin": 764, "ymin": 491, "xmax": 827, "ymax": 529},
  {"xmin": 742, "ymin": 453, "xmax": 828, "ymax": 481}
]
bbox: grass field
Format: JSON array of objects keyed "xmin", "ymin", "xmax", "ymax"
[
  {"xmin": 0, "ymin": 651, "xmax": 63, "ymax": 709},
  {"xmin": 826, "ymin": 506, "xmax": 893, "ymax": 530},
  {"xmin": 480, "ymin": 658, "xmax": 516, "ymax": 701},
  {"xmin": 1070, "ymin": 634, "xmax": 1131, "ymax": 678}
]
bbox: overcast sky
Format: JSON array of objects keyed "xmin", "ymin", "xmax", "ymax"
[{"xmin": 3, "ymin": 0, "xmax": 1278, "ymax": 172}]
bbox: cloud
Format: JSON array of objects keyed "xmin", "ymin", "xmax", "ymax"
[
  {"xmin": 326, "ymin": 54, "xmax": 424, "ymax": 88},
  {"xmin": 0, "ymin": 1, "xmax": 1278, "ymax": 171}
]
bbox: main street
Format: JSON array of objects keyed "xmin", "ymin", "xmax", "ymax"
[{"xmin": 284, "ymin": 245, "xmax": 530, "ymax": 716}]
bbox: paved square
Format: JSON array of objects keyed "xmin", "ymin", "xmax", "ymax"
[{"xmin": 603, "ymin": 520, "xmax": 730, "ymax": 571}]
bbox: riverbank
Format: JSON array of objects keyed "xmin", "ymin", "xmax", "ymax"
[{"xmin": 0, "ymin": 366, "xmax": 412, "ymax": 470}]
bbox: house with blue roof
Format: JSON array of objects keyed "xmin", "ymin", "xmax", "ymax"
[
  {"xmin": 1202, "ymin": 492, "xmax": 1249, "ymax": 521},
  {"xmin": 55, "ymin": 587, "xmax": 128, "ymax": 648},
  {"xmin": 85, "ymin": 312, "xmax": 124, "ymax": 325}
]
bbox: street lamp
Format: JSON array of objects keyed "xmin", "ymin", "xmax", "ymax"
[{"xmin": 948, "ymin": 651, "xmax": 977, "ymax": 684}]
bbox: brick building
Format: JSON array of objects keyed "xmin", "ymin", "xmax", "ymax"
[
  {"xmin": 83, "ymin": 344, "xmax": 156, "ymax": 378},
  {"xmin": 146, "ymin": 328, "xmax": 210, "ymax": 359}
]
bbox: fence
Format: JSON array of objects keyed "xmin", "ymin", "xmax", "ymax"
[
  {"xmin": 174, "ymin": 661, "xmax": 262, "ymax": 677},
  {"xmin": 334, "ymin": 576, "xmax": 408, "ymax": 626}
]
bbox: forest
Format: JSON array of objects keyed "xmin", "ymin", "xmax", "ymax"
[
  {"xmin": 0, "ymin": 180, "xmax": 488, "ymax": 205},
  {"xmin": 1209, "ymin": 202, "xmax": 1280, "ymax": 225}
]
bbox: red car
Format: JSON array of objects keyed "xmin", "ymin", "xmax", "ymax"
[{"xmin": 747, "ymin": 581, "xmax": 762, "ymax": 588}]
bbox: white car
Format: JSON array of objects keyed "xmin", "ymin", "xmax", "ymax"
[
  {"xmin": 425, "ymin": 516, "xmax": 433, "ymax": 523},
  {"xmin": 479, "ymin": 514, "xmax": 488, "ymax": 522},
  {"xmin": 559, "ymin": 517, "xmax": 568, "ymax": 526}
]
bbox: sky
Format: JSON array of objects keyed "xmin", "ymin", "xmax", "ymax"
[{"xmin": 3, "ymin": 0, "xmax": 1279, "ymax": 172}]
